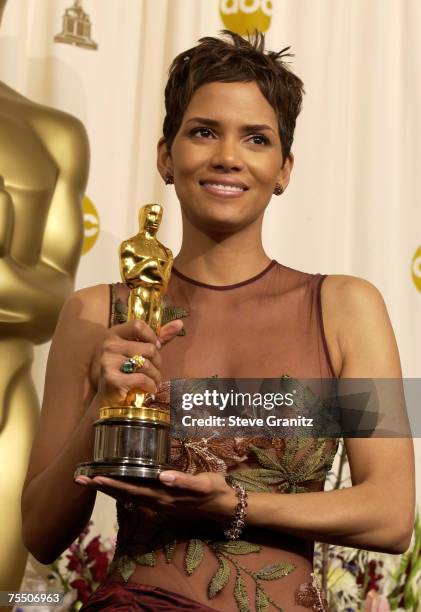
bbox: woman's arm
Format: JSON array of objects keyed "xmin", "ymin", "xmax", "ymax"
[
  {"xmin": 240, "ymin": 276, "xmax": 415, "ymax": 552},
  {"xmin": 232, "ymin": 276, "xmax": 414, "ymax": 551},
  {"xmin": 22, "ymin": 284, "xmax": 182, "ymax": 564},
  {"xmin": 80, "ymin": 276, "xmax": 415, "ymax": 554},
  {"xmin": 21, "ymin": 285, "xmax": 109, "ymax": 563}
]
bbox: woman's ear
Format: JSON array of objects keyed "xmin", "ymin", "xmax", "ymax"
[
  {"xmin": 157, "ymin": 137, "xmax": 173, "ymax": 181},
  {"xmin": 277, "ymin": 153, "xmax": 294, "ymax": 191}
]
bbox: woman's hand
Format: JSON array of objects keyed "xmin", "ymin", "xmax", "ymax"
[
  {"xmin": 96, "ymin": 318, "xmax": 183, "ymax": 405},
  {"xmin": 75, "ymin": 470, "xmax": 236, "ymax": 522}
]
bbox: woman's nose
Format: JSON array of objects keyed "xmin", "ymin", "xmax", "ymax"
[{"xmin": 210, "ymin": 138, "xmax": 244, "ymax": 172}]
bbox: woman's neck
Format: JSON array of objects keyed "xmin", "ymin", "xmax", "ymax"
[{"xmin": 174, "ymin": 218, "xmax": 271, "ymax": 286}]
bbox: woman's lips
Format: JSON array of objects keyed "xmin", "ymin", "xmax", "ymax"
[{"xmin": 200, "ymin": 182, "xmax": 247, "ymax": 199}]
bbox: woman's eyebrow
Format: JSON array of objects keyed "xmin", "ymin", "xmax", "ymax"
[{"xmin": 185, "ymin": 116, "xmax": 275, "ymax": 133}]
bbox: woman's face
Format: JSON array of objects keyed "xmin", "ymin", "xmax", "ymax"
[{"xmin": 158, "ymin": 80, "xmax": 293, "ymax": 234}]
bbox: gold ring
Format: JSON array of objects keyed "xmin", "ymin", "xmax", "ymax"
[{"xmin": 131, "ymin": 354, "xmax": 146, "ymax": 369}]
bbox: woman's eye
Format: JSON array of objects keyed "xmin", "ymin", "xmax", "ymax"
[
  {"xmin": 249, "ymin": 134, "xmax": 269, "ymax": 145},
  {"xmin": 191, "ymin": 127, "xmax": 214, "ymax": 138}
]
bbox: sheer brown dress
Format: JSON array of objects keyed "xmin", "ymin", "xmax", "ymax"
[{"xmin": 82, "ymin": 260, "xmax": 339, "ymax": 612}]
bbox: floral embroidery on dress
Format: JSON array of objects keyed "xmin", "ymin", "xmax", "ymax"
[
  {"xmin": 228, "ymin": 439, "xmax": 338, "ymax": 494},
  {"xmin": 109, "ymin": 431, "xmax": 337, "ymax": 611},
  {"xmin": 161, "ymin": 294, "xmax": 189, "ymax": 335},
  {"xmin": 295, "ymin": 573, "xmax": 329, "ymax": 610}
]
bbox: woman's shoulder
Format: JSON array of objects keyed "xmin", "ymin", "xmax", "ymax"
[
  {"xmin": 321, "ymin": 274, "xmax": 399, "ymax": 377},
  {"xmin": 58, "ymin": 283, "xmax": 111, "ymax": 328},
  {"xmin": 321, "ymin": 274, "xmax": 387, "ymax": 317}
]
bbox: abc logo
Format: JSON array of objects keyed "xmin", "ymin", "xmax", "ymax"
[
  {"xmin": 219, "ymin": 0, "xmax": 273, "ymax": 35},
  {"xmin": 82, "ymin": 195, "xmax": 100, "ymax": 255},
  {"xmin": 411, "ymin": 245, "xmax": 421, "ymax": 292}
]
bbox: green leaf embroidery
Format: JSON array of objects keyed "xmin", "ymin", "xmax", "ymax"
[
  {"xmin": 164, "ymin": 540, "xmax": 177, "ymax": 563},
  {"xmin": 255, "ymin": 586, "xmax": 270, "ymax": 612},
  {"xmin": 114, "ymin": 297, "xmax": 128, "ymax": 325},
  {"xmin": 117, "ymin": 555, "xmax": 137, "ymax": 582},
  {"xmin": 228, "ymin": 470, "xmax": 274, "ymax": 492},
  {"xmin": 185, "ymin": 539, "xmax": 204, "ymax": 575},
  {"xmin": 248, "ymin": 438, "xmax": 339, "ymax": 494},
  {"xmin": 215, "ymin": 540, "xmax": 261, "ymax": 555},
  {"xmin": 234, "ymin": 573, "xmax": 251, "ymax": 612},
  {"xmin": 161, "ymin": 304, "xmax": 189, "ymax": 324},
  {"xmin": 161, "ymin": 295, "xmax": 189, "ymax": 336},
  {"xmin": 231, "ymin": 478, "xmax": 270, "ymax": 493},
  {"xmin": 208, "ymin": 554, "xmax": 231, "ymax": 599},
  {"xmin": 161, "ymin": 304, "xmax": 189, "ymax": 336},
  {"xmin": 253, "ymin": 562, "xmax": 295, "ymax": 581},
  {"xmin": 248, "ymin": 445, "xmax": 287, "ymax": 472},
  {"xmin": 134, "ymin": 552, "xmax": 156, "ymax": 566}
]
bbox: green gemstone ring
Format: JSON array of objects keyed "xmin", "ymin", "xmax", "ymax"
[{"xmin": 120, "ymin": 354, "xmax": 146, "ymax": 374}]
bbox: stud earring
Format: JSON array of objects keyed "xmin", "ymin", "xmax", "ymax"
[
  {"xmin": 164, "ymin": 174, "xmax": 174, "ymax": 185},
  {"xmin": 273, "ymin": 183, "xmax": 284, "ymax": 196}
]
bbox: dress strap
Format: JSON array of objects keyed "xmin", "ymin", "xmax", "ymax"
[
  {"xmin": 108, "ymin": 283, "xmax": 130, "ymax": 327},
  {"xmin": 315, "ymin": 275, "xmax": 336, "ymax": 378}
]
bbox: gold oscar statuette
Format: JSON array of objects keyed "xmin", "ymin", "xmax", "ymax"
[{"xmin": 75, "ymin": 204, "xmax": 173, "ymax": 479}]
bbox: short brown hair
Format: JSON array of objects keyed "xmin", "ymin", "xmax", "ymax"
[{"xmin": 162, "ymin": 30, "xmax": 304, "ymax": 162}]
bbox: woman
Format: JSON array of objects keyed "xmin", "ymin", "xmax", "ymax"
[{"xmin": 22, "ymin": 31, "xmax": 415, "ymax": 611}]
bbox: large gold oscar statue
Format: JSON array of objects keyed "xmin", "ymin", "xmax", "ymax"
[{"xmin": 0, "ymin": 0, "xmax": 89, "ymax": 598}]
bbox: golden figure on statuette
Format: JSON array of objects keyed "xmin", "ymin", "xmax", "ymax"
[
  {"xmin": 75, "ymin": 204, "xmax": 174, "ymax": 480},
  {"xmin": 0, "ymin": 0, "xmax": 89, "ymax": 601}
]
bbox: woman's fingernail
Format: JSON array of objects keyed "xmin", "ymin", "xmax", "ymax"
[
  {"xmin": 160, "ymin": 472, "xmax": 175, "ymax": 484},
  {"xmin": 156, "ymin": 340, "xmax": 162, "ymax": 349},
  {"xmin": 75, "ymin": 478, "xmax": 88, "ymax": 486}
]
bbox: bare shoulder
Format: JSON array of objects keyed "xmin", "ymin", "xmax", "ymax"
[
  {"xmin": 320, "ymin": 275, "xmax": 401, "ymax": 377},
  {"xmin": 321, "ymin": 274, "xmax": 387, "ymax": 325},
  {"xmin": 61, "ymin": 283, "xmax": 111, "ymax": 327},
  {"xmin": 49, "ymin": 284, "xmax": 111, "ymax": 391}
]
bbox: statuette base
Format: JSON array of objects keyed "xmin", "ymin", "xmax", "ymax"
[
  {"xmin": 74, "ymin": 415, "xmax": 171, "ymax": 481},
  {"xmin": 99, "ymin": 405, "xmax": 170, "ymax": 423},
  {"xmin": 74, "ymin": 460, "xmax": 169, "ymax": 480}
]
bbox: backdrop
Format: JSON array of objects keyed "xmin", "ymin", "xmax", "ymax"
[{"xmin": 0, "ymin": 0, "xmax": 419, "ymax": 584}]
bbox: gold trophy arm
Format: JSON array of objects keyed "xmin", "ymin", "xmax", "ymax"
[
  {"xmin": 0, "ymin": 256, "xmax": 74, "ymax": 342},
  {"xmin": 0, "ymin": 101, "xmax": 89, "ymax": 341},
  {"xmin": 0, "ymin": 178, "xmax": 74, "ymax": 342},
  {"xmin": 163, "ymin": 247, "xmax": 174, "ymax": 279},
  {"xmin": 120, "ymin": 243, "xmax": 168, "ymax": 288},
  {"xmin": 0, "ymin": 176, "xmax": 13, "ymax": 256},
  {"xmin": 124, "ymin": 260, "xmax": 167, "ymax": 286},
  {"xmin": 30, "ymin": 108, "xmax": 89, "ymax": 277},
  {"xmin": 120, "ymin": 243, "xmax": 140, "ymax": 282}
]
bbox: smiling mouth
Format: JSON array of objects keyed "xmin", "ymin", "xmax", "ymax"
[{"xmin": 199, "ymin": 181, "xmax": 249, "ymax": 194}]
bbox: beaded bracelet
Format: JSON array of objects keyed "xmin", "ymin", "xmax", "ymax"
[{"xmin": 223, "ymin": 480, "xmax": 248, "ymax": 540}]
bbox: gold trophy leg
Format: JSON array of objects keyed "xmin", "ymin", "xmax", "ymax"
[{"xmin": 0, "ymin": 340, "xmax": 38, "ymax": 607}]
